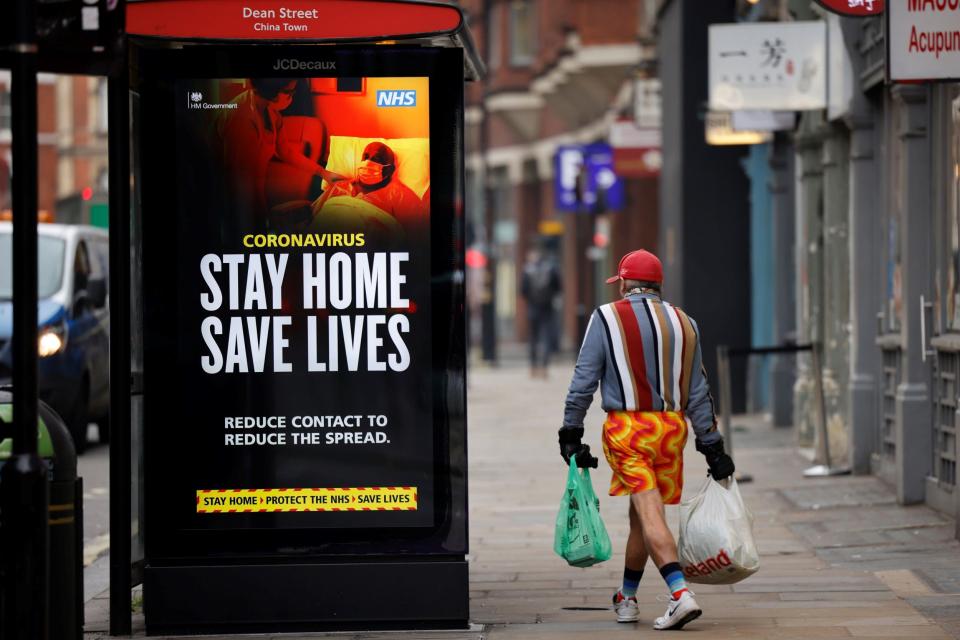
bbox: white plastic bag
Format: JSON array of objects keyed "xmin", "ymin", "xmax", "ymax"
[{"xmin": 677, "ymin": 476, "xmax": 759, "ymax": 585}]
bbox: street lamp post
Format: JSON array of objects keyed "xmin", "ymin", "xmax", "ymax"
[
  {"xmin": 107, "ymin": 62, "xmax": 133, "ymax": 636},
  {"xmin": 575, "ymin": 165, "xmax": 591, "ymax": 344},
  {"xmin": 0, "ymin": 0, "xmax": 50, "ymax": 636},
  {"xmin": 480, "ymin": 0, "xmax": 497, "ymax": 363}
]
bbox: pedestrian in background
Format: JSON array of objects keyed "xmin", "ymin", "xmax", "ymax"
[
  {"xmin": 521, "ymin": 243, "xmax": 562, "ymax": 379},
  {"xmin": 557, "ymin": 249, "xmax": 735, "ymax": 631}
]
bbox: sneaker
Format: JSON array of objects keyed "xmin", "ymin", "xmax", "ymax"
[
  {"xmin": 652, "ymin": 591, "xmax": 702, "ymax": 631},
  {"xmin": 612, "ymin": 590, "xmax": 640, "ymax": 623}
]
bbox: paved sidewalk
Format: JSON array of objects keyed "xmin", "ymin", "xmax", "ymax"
[
  {"xmin": 84, "ymin": 357, "xmax": 960, "ymax": 638},
  {"xmin": 468, "ymin": 361, "xmax": 960, "ymax": 639}
]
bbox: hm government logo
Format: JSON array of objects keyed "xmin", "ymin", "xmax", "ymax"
[
  {"xmin": 187, "ymin": 91, "xmax": 238, "ymax": 111},
  {"xmin": 376, "ymin": 90, "xmax": 417, "ymax": 107}
]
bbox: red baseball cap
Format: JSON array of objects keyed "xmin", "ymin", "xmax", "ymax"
[{"xmin": 605, "ymin": 249, "xmax": 663, "ymax": 284}]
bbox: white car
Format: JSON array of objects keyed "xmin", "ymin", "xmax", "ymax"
[{"xmin": 0, "ymin": 222, "xmax": 110, "ymax": 452}]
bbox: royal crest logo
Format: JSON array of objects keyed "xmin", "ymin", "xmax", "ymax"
[{"xmin": 186, "ymin": 91, "xmax": 237, "ymax": 112}]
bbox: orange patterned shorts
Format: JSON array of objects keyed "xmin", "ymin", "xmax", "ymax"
[{"xmin": 601, "ymin": 411, "xmax": 689, "ymax": 504}]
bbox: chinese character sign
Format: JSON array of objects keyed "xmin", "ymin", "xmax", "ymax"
[{"xmin": 709, "ymin": 21, "xmax": 827, "ymax": 111}]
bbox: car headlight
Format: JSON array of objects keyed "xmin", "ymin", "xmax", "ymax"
[{"xmin": 38, "ymin": 323, "xmax": 67, "ymax": 358}]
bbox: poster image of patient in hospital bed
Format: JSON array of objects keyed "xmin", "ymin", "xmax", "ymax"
[{"xmin": 310, "ymin": 136, "xmax": 429, "ymax": 238}]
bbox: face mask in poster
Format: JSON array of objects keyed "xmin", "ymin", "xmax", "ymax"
[{"xmin": 173, "ymin": 76, "xmax": 434, "ymax": 528}]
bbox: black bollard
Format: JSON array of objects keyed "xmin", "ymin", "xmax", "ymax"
[
  {"xmin": 38, "ymin": 400, "xmax": 83, "ymax": 640},
  {"xmin": 0, "ymin": 450, "xmax": 49, "ymax": 639},
  {"xmin": 0, "ymin": 392, "xmax": 83, "ymax": 639}
]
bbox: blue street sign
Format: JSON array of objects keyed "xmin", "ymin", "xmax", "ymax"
[{"xmin": 554, "ymin": 143, "xmax": 625, "ymax": 213}]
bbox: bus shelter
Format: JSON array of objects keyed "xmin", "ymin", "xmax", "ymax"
[{"xmin": 118, "ymin": 0, "xmax": 481, "ymax": 633}]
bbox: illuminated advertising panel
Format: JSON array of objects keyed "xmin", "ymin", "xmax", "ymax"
[
  {"xmin": 136, "ymin": 46, "xmax": 465, "ymax": 562},
  {"xmin": 126, "ymin": 1, "xmax": 474, "ymax": 631},
  {"xmin": 180, "ymin": 73, "xmax": 435, "ymax": 526}
]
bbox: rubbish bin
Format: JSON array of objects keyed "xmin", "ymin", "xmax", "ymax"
[{"xmin": 0, "ymin": 388, "xmax": 84, "ymax": 640}]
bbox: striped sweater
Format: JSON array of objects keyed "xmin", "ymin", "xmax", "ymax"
[{"xmin": 563, "ymin": 292, "xmax": 720, "ymax": 444}]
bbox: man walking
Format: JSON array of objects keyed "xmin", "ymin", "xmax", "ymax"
[
  {"xmin": 521, "ymin": 244, "xmax": 562, "ymax": 378},
  {"xmin": 558, "ymin": 249, "xmax": 735, "ymax": 631}
]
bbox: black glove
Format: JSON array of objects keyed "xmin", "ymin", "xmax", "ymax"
[
  {"xmin": 558, "ymin": 427, "xmax": 599, "ymax": 468},
  {"xmin": 696, "ymin": 439, "xmax": 735, "ymax": 480}
]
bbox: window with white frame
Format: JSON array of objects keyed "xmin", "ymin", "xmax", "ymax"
[
  {"xmin": 96, "ymin": 78, "xmax": 109, "ymax": 135},
  {"xmin": 488, "ymin": 2, "xmax": 502, "ymax": 70},
  {"xmin": 508, "ymin": 0, "xmax": 536, "ymax": 67},
  {"xmin": 640, "ymin": 0, "xmax": 658, "ymax": 38},
  {"xmin": 940, "ymin": 89, "xmax": 960, "ymax": 332}
]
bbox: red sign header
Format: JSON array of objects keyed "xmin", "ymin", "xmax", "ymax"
[
  {"xmin": 127, "ymin": 0, "xmax": 463, "ymax": 41},
  {"xmin": 814, "ymin": 0, "xmax": 884, "ymax": 16}
]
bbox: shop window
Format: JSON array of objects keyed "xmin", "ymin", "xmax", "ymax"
[
  {"xmin": 933, "ymin": 351, "xmax": 957, "ymax": 488},
  {"xmin": 490, "ymin": 166, "xmax": 513, "ymax": 248},
  {"xmin": 882, "ymin": 93, "xmax": 902, "ymax": 333},
  {"xmin": 465, "ymin": 168, "xmax": 484, "ymax": 245},
  {"xmin": 881, "ymin": 349, "xmax": 899, "ymax": 460},
  {"xmin": 948, "ymin": 94, "xmax": 960, "ymax": 331},
  {"xmin": 508, "ymin": 0, "xmax": 537, "ymax": 67},
  {"xmin": 95, "ymin": 78, "xmax": 109, "ymax": 135},
  {"xmin": 74, "ymin": 240, "xmax": 92, "ymax": 294},
  {"xmin": 931, "ymin": 87, "xmax": 960, "ymax": 333},
  {"xmin": 0, "ymin": 90, "xmax": 10, "ymax": 131},
  {"xmin": 639, "ymin": 0, "xmax": 657, "ymax": 38},
  {"xmin": 489, "ymin": 166, "xmax": 517, "ymax": 336},
  {"xmin": 488, "ymin": 2, "xmax": 502, "ymax": 70}
]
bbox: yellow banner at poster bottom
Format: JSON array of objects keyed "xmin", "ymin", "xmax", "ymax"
[{"xmin": 196, "ymin": 487, "xmax": 418, "ymax": 513}]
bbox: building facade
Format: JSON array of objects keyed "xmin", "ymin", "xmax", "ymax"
[
  {"xmin": 458, "ymin": 0, "xmax": 661, "ymax": 356},
  {"xmin": 702, "ymin": 1, "xmax": 960, "ymax": 535},
  {"xmin": 793, "ymin": 7, "xmax": 959, "ymax": 533},
  {"xmin": 657, "ymin": 0, "xmax": 753, "ymax": 412},
  {"xmin": 0, "ymin": 72, "xmax": 109, "ymax": 223}
]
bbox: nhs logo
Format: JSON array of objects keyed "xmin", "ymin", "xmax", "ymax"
[{"xmin": 376, "ymin": 90, "xmax": 417, "ymax": 107}]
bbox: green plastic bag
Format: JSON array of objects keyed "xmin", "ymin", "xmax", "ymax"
[{"xmin": 553, "ymin": 455, "xmax": 613, "ymax": 567}]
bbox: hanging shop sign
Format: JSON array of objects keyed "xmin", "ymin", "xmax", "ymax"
[
  {"xmin": 610, "ymin": 119, "xmax": 662, "ymax": 178},
  {"xmin": 888, "ymin": 0, "xmax": 960, "ymax": 81},
  {"xmin": 827, "ymin": 13, "xmax": 856, "ymax": 120},
  {"xmin": 633, "ymin": 78, "xmax": 662, "ymax": 129},
  {"xmin": 814, "ymin": 0, "xmax": 884, "ymax": 16},
  {"xmin": 554, "ymin": 144, "xmax": 625, "ymax": 213},
  {"xmin": 709, "ymin": 21, "xmax": 827, "ymax": 111}
]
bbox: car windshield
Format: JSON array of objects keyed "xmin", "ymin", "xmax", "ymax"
[{"xmin": 0, "ymin": 232, "xmax": 67, "ymax": 300}]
